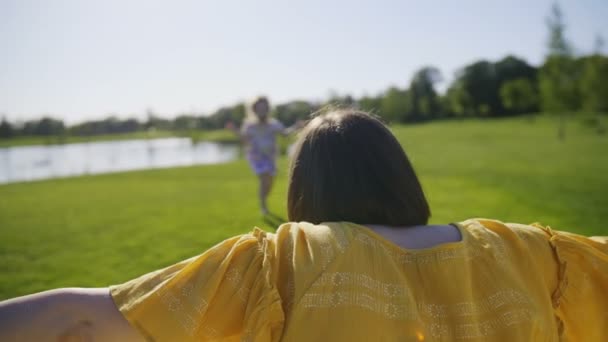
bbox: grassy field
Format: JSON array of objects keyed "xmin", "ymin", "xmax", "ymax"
[{"xmin": 1, "ymin": 115, "xmax": 607, "ymax": 299}]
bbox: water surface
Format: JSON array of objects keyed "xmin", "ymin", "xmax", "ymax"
[{"xmin": 0, "ymin": 138, "xmax": 239, "ymax": 184}]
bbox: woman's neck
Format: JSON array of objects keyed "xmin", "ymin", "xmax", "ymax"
[{"xmin": 365, "ymin": 224, "xmax": 462, "ymax": 249}]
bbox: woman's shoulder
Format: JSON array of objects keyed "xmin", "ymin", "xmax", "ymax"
[
  {"xmin": 268, "ymin": 219, "xmax": 558, "ymax": 247},
  {"xmin": 261, "ymin": 219, "xmax": 577, "ymax": 262},
  {"xmin": 459, "ymin": 218, "xmax": 553, "ymax": 243},
  {"xmin": 459, "ymin": 217, "xmax": 607, "ymax": 252},
  {"xmin": 463, "ymin": 220, "xmax": 608, "ymax": 340},
  {"xmin": 266, "ymin": 219, "xmax": 547, "ymax": 250},
  {"xmin": 443, "ymin": 219, "xmax": 556, "ymax": 261},
  {"xmin": 269, "ymin": 221, "xmax": 352, "ymax": 249}
]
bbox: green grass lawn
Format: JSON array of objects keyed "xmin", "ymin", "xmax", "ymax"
[{"xmin": 1, "ymin": 115, "xmax": 607, "ymax": 299}]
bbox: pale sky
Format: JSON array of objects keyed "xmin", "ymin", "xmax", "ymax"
[{"xmin": 1, "ymin": 0, "xmax": 607, "ymax": 124}]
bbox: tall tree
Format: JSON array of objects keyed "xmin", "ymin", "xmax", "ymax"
[
  {"xmin": 500, "ymin": 78, "xmax": 538, "ymax": 114},
  {"xmin": 408, "ymin": 67, "xmax": 442, "ymax": 120},
  {"xmin": 579, "ymin": 55, "xmax": 608, "ymax": 113},
  {"xmin": 496, "ymin": 57, "xmax": 539, "ymax": 115},
  {"xmin": 450, "ymin": 61, "xmax": 499, "ymax": 116},
  {"xmin": 0, "ymin": 117, "xmax": 13, "ymax": 138},
  {"xmin": 275, "ymin": 101, "xmax": 315, "ymax": 126},
  {"xmin": 358, "ymin": 95, "xmax": 383, "ymax": 115},
  {"xmin": 539, "ymin": 2, "xmax": 576, "ymax": 140},
  {"xmin": 580, "ymin": 36, "xmax": 608, "ymax": 133},
  {"xmin": 495, "ymin": 56, "xmax": 537, "ymax": 85},
  {"xmin": 18, "ymin": 117, "xmax": 65, "ymax": 136},
  {"xmin": 445, "ymin": 80, "xmax": 473, "ymax": 117},
  {"xmin": 173, "ymin": 115, "xmax": 198, "ymax": 131},
  {"xmin": 380, "ymin": 87, "xmax": 410, "ymax": 123}
]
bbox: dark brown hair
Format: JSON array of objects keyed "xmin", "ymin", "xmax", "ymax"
[
  {"xmin": 287, "ymin": 109, "xmax": 430, "ymax": 226},
  {"xmin": 251, "ymin": 96, "xmax": 269, "ymax": 113}
]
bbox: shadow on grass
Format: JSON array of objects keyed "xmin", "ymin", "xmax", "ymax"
[{"xmin": 263, "ymin": 212, "xmax": 287, "ymax": 231}]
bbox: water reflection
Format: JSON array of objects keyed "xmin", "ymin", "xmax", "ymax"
[{"xmin": 0, "ymin": 138, "xmax": 239, "ymax": 184}]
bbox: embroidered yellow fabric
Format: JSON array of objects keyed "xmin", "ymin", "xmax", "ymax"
[{"xmin": 110, "ymin": 219, "xmax": 608, "ymax": 341}]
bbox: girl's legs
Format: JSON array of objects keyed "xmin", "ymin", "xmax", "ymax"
[
  {"xmin": 258, "ymin": 172, "xmax": 274, "ymax": 215},
  {"xmin": 250, "ymin": 156, "xmax": 276, "ymax": 215}
]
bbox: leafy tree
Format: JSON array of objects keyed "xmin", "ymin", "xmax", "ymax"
[
  {"xmin": 445, "ymin": 81, "xmax": 474, "ymax": 117},
  {"xmin": 495, "ymin": 56, "xmax": 539, "ymax": 115},
  {"xmin": 201, "ymin": 103, "xmax": 248, "ymax": 130},
  {"xmin": 121, "ymin": 118, "xmax": 140, "ymax": 133},
  {"xmin": 539, "ymin": 2, "xmax": 576, "ymax": 140},
  {"xmin": 173, "ymin": 115, "xmax": 198, "ymax": 131},
  {"xmin": 380, "ymin": 87, "xmax": 409, "ymax": 123},
  {"xmin": 448, "ymin": 61, "xmax": 499, "ymax": 116},
  {"xmin": 231, "ymin": 103, "xmax": 246, "ymax": 126},
  {"xmin": 580, "ymin": 53, "xmax": 608, "ymax": 134},
  {"xmin": 275, "ymin": 100, "xmax": 316, "ymax": 126},
  {"xmin": 325, "ymin": 92, "xmax": 355, "ymax": 108},
  {"xmin": 408, "ymin": 67, "xmax": 442, "ymax": 120},
  {"xmin": 20, "ymin": 117, "xmax": 65, "ymax": 136},
  {"xmin": 208, "ymin": 107, "xmax": 234, "ymax": 129},
  {"xmin": 580, "ymin": 49, "xmax": 608, "ymax": 113},
  {"xmin": 446, "ymin": 56, "xmax": 538, "ymax": 117},
  {"xmin": 144, "ymin": 110, "xmax": 172, "ymax": 131},
  {"xmin": 358, "ymin": 95, "xmax": 383, "ymax": 114},
  {"xmin": 495, "ymin": 56, "xmax": 538, "ymax": 85},
  {"xmin": 0, "ymin": 117, "xmax": 13, "ymax": 138},
  {"xmin": 69, "ymin": 116, "xmax": 141, "ymax": 136},
  {"xmin": 500, "ymin": 78, "xmax": 538, "ymax": 114}
]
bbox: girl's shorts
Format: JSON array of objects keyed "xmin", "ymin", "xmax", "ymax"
[{"xmin": 247, "ymin": 156, "xmax": 276, "ymax": 176}]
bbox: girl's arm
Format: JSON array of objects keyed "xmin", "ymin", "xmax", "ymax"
[
  {"xmin": 225, "ymin": 121, "xmax": 248, "ymax": 144},
  {"xmin": 0, "ymin": 287, "xmax": 144, "ymax": 341}
]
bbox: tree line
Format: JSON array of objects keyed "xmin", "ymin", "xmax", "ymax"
[{"xmin": 1, "ymin": 3, "xmax": 606, "ymax": 140}]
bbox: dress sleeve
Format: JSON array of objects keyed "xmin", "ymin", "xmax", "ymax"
[
  {"xmin": 109, "ymin": 230, "xmax": 284, "ymax": 342},
  {"xmin": 538, "ymin": 226, "xmax": 608, "ymax": 341}
]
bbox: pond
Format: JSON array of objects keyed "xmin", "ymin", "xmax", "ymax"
[{"xmin": 0, "ymin": 138, "xmax": 240, "ymax": 184}]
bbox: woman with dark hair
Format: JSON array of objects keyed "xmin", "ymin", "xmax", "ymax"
[{"xmin": 1, "ymin": 110, "xmax": 607, "ymax": 341}]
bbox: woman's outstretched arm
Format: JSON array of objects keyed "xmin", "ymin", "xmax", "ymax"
[{"xmin": 0, "ymin": 287, "xmax": 144, "ymax": 341}]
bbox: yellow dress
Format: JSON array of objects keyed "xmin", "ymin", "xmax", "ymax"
[{"xmin": 110, "ymin": 219, "xmax": 608, "ymax": 341}]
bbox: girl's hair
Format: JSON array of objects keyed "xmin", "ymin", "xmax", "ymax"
[
  {"xmin": 287, "ymin": 109, "xmax": 430, "ymax": 226},
  {"xmin": 244, "ymin": 96, "xmax": 270, "ymax": 124}
]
